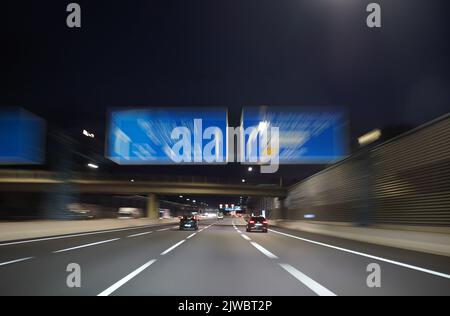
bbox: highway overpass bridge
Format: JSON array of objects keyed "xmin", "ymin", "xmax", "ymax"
[
  {"xmin": 0, "ymin": 170, "xmax": 286, "ymax": 219},
  {"xmin": 0, "ymin": 170, "xmax": 286, "ymax": 197}
]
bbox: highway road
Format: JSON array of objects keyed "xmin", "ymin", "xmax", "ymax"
[{"xmin": 0, "ymin": 218, "xmax": 449, "ymax": 296}]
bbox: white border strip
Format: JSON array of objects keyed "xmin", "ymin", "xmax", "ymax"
[
  {"xmin": 250, "ymin": 242, "xmax": 278, "ymax": 259},
  {"xmin": 240, "ymin": 234, "xmax": 252, "ymax": 241},
  {"xmin": 161, "ymin": 240, "xmax": 186, "ymax": 255},
  {"xmin": 98, "ymin": 259, "xmax": 157, "ymax": 296},
  {"xmin": 0, "ymin": 257, "xmax": 34, "ymax": 267},
  {"xmin": 53, "ymin": 238, "xmax": 120, "ymax": 253},
  {"xmin": 0, "ymin": 225, "xmax": 169, "ymax": 247},
  {"xmin": 127, "ymin": 231, "xmax": 153, "ymax": 238},
  {"xmin": 279, "ymin": 263, "xmax": 337, "ymax": 296},
  {"xmin": 186, "ymin": 233, "xmax": 197, "ymax": 239},
  {"xmin": 270, "ymin": 229, "xmax": 450, "ymax": 280}
]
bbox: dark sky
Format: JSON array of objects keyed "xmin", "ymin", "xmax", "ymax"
[{"xmin": 1, "ymin": 0, "xmax": 450, "ymax": 183}]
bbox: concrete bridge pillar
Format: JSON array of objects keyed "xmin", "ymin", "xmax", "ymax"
[{"xmin": 147, "ymin": 193, "xmax": 159, "ymax": 219}]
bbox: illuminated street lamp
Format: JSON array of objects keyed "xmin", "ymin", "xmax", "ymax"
[
  {"xmin": 358, "ymin": 129, "xmax": 381, "ymax": 147},
  {"xmin": 87, "ymin": 163, "xmax": 99, "ymax": 169},
  {"xmin": 241, "ymin": 179, "xmax": 246, "ymax": 183},
  {"xmin": 82, "ymin": 129, "xmax": 95, "ymax": 138},
  {"xmin": 248, "ymin": 166, "xmax": 253, "ymax": 172}
]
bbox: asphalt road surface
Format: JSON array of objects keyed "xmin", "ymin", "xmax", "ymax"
[{"xmin": 0, "ymin": 218, "xmax": 449, "ymax": 296}]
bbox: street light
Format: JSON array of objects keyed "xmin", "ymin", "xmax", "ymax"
[
  {"xmin": 358, "ymin": 129, "xmax": 381, "ymax": 147},
  {"xmin": 82, "ymin": 130, "xmax": 95, "ymax": 138},
  {"xmin": 87, "ymin": 163, "xmax": 99, "ymax": 169},
  {"xmin": 248, "ymin": 166, "xmax": 253, "ymax": 172},
  {"xmin": 241, "ymin": 179, "xmax": 246, "ymax": 183}
]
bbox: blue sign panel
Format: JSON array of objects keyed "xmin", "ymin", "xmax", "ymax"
[
  {"xmin": 0, "ymin": 108, "xmax": 45, "ymax": 165},
  {"xmin": 241, "ymin": 106, "xmax": 348, "ymax": 164},
  {"xmin": 107, "ymin": 108, "xmax": 228, "ymax": 165}
]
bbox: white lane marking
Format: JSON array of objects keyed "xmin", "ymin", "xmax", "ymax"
[
  {"xmin": 53, "ymin": 238, "xmax": 120, "ymax": 254},
  {"xmin": 0, "ymin": 257, "xmax": 34, "ymax": 267},
  {"xmin": 270, "ymin": 229, "xmax": 450, "ymax": 280},
  {"xmin": 0, "ymin": 225, "xmax": 168, "ymax": 247},
  {"xmin": 156, "ymin": 228, "xmax": 171, "ymax": 232},
  {"xmin": 250, "ymin": 242, "xmax": 279, "ymax": 259},
  {"xmin": 161, "ymin": 240, "xmax": 186, "ymax": 255},
  {"xmin": 127, "ymin": 231, "xmax": 153, "ymax": 238},
  {"xmin": 240, "ymin": 234, "xmax": 252, "ymax": 241},
  {"xmin": 186, "ymin": 233, "xmax": 197, "ymax": 239},
  {"xmin": 279, "ymin": 263, "xmax": 337, "ymax": 297},
  {"xmin": 98, "ymin": 259, "xmax": 157, "ymax": 296}
]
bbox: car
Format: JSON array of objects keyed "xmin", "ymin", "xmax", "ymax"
[
  {"xmin": 217, "ymin": 212, "xmax": 224, "ymax": 220},
  {"xmin": 246, "ymin": 216, "xmax": 268, "ymax": 233},
  {"xmin": 118, "ymin": 207, "xmax": 143, "ymax": 219},
  {"xmin": 179, "ymin": 216, "xmax": 199, "ymax": 231},
  {"xmin": 67, "ymin": 203, "xmax": 95, "ymax": 220}
]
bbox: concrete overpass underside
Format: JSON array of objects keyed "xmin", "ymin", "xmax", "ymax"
[{"xmin": 0, "ymin": 178, "xmax": 287, "ymax": 198}]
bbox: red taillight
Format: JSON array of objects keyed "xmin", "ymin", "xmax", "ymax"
[
  {"xmin": 249, "ymin": 220, "xmax": 255, "ymax": 224},
  {"xmin": 263, "ymin": 220, "xmax": 268, "ymax": 224}
]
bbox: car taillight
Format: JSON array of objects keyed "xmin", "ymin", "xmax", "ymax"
[
  {"xmin": 249, "ymin": 220, "xmax": 255, "ymax": 224},
  {"xmin": 263, "ymin": 220, "xmax": 268, "ymax": 224}
]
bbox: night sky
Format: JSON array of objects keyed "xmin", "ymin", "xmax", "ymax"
[{"xmin": 1, "ymin": 0, "xmax": 450, "ymax": 184}]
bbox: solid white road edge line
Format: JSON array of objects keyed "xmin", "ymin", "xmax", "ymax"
[
  {"xmin": 279, "ymin": 263, "xmax": 337, "ymax": 297},
  {"xmin": 98, "ymin": 259, "xmax": 158, "ymax": 296},
  {"xmin": 269, "ymin": 229, "xmax": 450, "ymax": 280},
  {"xmin": 240, "ymin": 234, "xmax": 252, "ymax": 241}
]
